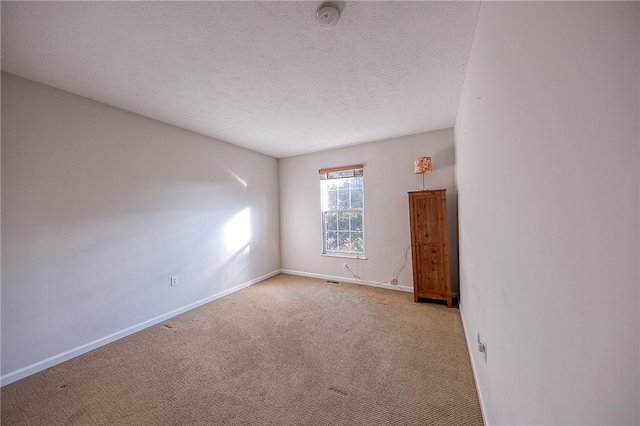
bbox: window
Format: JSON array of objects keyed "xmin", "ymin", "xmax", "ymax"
[{"xmin": 319, "ymin": 164, "xmax": 364, "ymax": 256}]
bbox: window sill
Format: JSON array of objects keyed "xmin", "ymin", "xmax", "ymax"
[{"xmin": 321, "ymin": 253, "xmax": 368, "ymax": 260}]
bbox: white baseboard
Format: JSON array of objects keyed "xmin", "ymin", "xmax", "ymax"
[
  {"xmin": 280, "ymin": 269, "xmax": 413, "ymax": 293},
  {"xmin": 459, "ymin": 304, "xmax": 490, "ymax": 426},
  {"xmin": 0, "ymin": 270, "xmax": 280, "ymax": 387}
]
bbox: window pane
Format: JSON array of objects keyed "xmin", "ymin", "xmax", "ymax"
[
  {"xmin": 351, "ymin": 188, "xmax": 363, "ymax": 209},
  {"xmin": 338, "ymin": 189, "xmax": 350, "ymax": 209},
  {"xmin": 327, "ymin": 190, "xmax": 337, "ymax": 210},
  {"xmin": 338, "ymin": 232, "xmax": 350, "ymax": 251},
  {"xmin": 353, "ymin": 232, "xmax": 364, "ymax": 253},
  {"xmin": 325, "ymin": 181, "xmax": 338, "ymax": 191},
  {"xmin": 337, "ymin": 212, "xmax": 350, "ymax": 231},
  {"xmin": 326, "ymin": 212, "xmax": 337, "ymax": 231},
  {"xmin": 350, "ymin": 212, "xmax": 362, "ymax": 231},
  {"xmin": 326, "ymin": 231, "xmax": 337, "ymax": 251}
]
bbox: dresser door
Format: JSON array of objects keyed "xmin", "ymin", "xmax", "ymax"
[{"xmin": 408, "ymin": 190, "xmax": 451, "ymax": 307}]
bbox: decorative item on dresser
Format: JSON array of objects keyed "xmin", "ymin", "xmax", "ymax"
[
  {"xmin": 413, "ymin": 156, "xmax": 432, "ymax": 190},
  {"xmin": 408, "ymin": 189, "xmax": 452, "ymax": 307}
]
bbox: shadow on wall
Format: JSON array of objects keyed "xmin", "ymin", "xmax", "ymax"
[
  {"xmin": 432, "ymin": 144, "xmax": 455, "ymax": 170},
  {"xmin": 431, "ymin": 143, "xmax": 460, "ymax": 298}
]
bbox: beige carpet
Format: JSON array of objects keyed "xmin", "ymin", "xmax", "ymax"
[{"xmin": 1, "ymin": 274, "xmax": 483, "ymax": 425}]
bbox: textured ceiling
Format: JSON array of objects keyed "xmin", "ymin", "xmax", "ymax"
[{"xmin": 1, "ymin": 1, "xmax": 480, "ymax": 158}]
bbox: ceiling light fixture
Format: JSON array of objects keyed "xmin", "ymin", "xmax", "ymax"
[{"xmin": 317, "ymin": 2, "xmax": 340, "ymax": 29}]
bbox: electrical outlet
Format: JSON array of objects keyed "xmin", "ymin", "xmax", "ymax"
[
  {"xmin": 171, "ymin": 276, "xmax": 178, "ymax": 287},
  {"xmin": 342, "ymin": 262, "xmax": 348, "ymax": 270},
  {"xmin": 477, "ymin": 333, "xmax": 487, "ymax": 364}
]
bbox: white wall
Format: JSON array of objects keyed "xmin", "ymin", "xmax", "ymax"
[
  {"xmin": 1, "ymin": 73, "xmax": 281, "ymax": 384},
  {"xmin": 279, "ymin": 129, "xmax": 458, "ymax": 294},
  {"xmin": 455, "ymin": 2, "xmax": 639, "ymax": 425}
]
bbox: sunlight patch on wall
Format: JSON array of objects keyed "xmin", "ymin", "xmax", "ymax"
[
  {"xmin": 224, "ymin": 208, "xmax": 251, "ymax": 254},
  {"xmin": 231, "ymin": 172, "xmax": 248, "ymax": 187}
]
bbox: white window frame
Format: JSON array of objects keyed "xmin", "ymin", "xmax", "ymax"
[{"xmin": 319, "ymin": 164, "xmax": 365, "ymax": 258}]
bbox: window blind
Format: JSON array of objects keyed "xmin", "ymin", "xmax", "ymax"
[{"xmin": 318, "ymin": 164, "xmax": 364, "ymax": 180}]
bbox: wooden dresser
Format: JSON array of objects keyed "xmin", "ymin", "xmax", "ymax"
[{"xmin": 408, "ymin": 190, "xmax": 452, "ymax": 307}]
